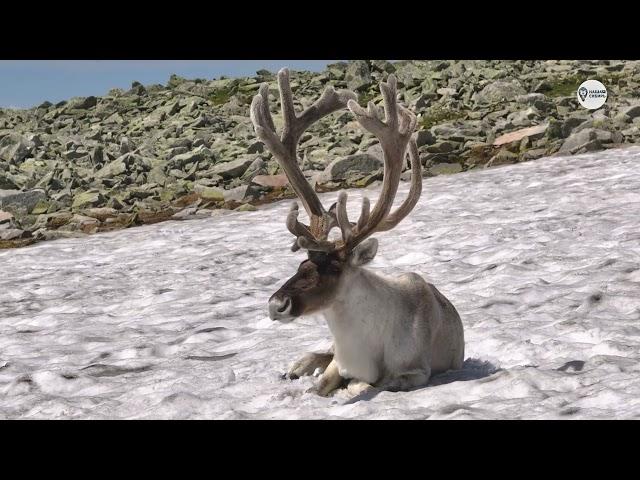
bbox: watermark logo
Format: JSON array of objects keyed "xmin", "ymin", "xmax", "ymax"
[
  {"xmin": 577, "ymin": 80, "xmax": 607, "ymax": 110},
  {"xmin": 578, "ymin": 86, "xmax": 588, "ymax": 102}
]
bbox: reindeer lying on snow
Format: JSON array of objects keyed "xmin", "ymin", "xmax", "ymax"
[{"xmin": 250, "ymin": 69, "xmax": 464, "ymax": 397}]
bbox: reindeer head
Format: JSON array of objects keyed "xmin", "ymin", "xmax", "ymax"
[{"xmin": 249, "ymin": 68, "xmax": 422, "ymax": 322}]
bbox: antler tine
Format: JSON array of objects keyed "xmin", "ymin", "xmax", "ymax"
[
  {"xmin": 286, "ymin": 202, "xmax": 316, "ymax": 252},
  {"xmin": 278, "ymin": 67, "xmax": 358, "ymax": 145},
  {"xmin": 250, "ymin": 91, "xmax": 287, "ymax": 161},
  {"xmin": 398, "ymin": 104, "xmax": 418, "ymax": 137},
  {"xmin": 336, "ymin": 191, "xmax": 353, "ymax": 245},
  {"xmin": 376, "ymin": 139, "xmax": 422, "ymax": 232},
  {"xmin": 341, "ymin": 74, "xmax": 419, "ymax": 251},
  {"xmin": 357, "ymin": 197, "xmax": 370, "ymax": 231},
  {"xmin": 256, "ymin": 83, "xmax": 276, "ymax": 132},
  {"xmin": 379, "ymin": 73, "xmax": 398, "ymax": 130},
  {"xmin": 348, "ymin": 99, "xmax": 386, "ymax": 138},
  {"xmin": 298, "ymin": 85, "xmax": 358, "ymax": 137},
  {"xmin": 286, "ymin": 202, "xmax": 314, "ymax": 239},
  {"xmin": 277, "ymin": 68, "xmax": 298, "ymax": 138}
]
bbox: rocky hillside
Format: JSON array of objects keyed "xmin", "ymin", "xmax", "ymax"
[{"xmin": 1, "ymin": 60, "xmax": 639, "ymax": 248}]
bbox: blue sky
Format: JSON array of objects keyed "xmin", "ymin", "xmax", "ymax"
[{"xmin": 0, "ymin": 60, "xmax": 340, "ymax": 109}]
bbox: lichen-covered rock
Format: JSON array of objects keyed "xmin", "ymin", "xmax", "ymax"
[
  {"xmin": 345, "ymin": 61, "xmax": 372, "ymax": 92},
  {"xmin": 240, "ymin": 157, "xmax": 267, "ymax": 182},
  {"xmin": 474, "ymin": 80, "xmax": 527, "ymax": 104},
  {"xmin": 425, "ymin": 141, "xmax": 459, "ymax": 154},
  {"xmin": 210, "ymin": 156, "xmax": 255, "ymax": 179},
  {"xmin": 0, "ymin": 189, "xmax": 46, "ymax": 215},
  {"xmin": 30, "ymin": 199, "xmax": 51, "ymax": 215},
  {"xmin": 72, "ymin": 190, "xmax": 106, "ymax": 210},
  {"xmin": 622, "ymin": 104, "xmax": 640, "ymax": 119},
  {"xmin": 0, "ymin": 172, "xmax": 19, "ymax": 190},
  {"xmin": 0, "ymin": 134, "xmax": 34, "ymax": 164},
  {"xmin": 415, "ymin": 129, "xmax": 436, "ymax": 147},
  {"xmin": 58, "ymin": 214, "xmax": 100, "ymax": 234},
  {"xmin": 95, "ymin": 156, "xmax": 128, "ymax": 178},
  {"xmin": 194, "ymin": 185, "xmax": 224, "ymax": 202},
  {"xmin": 82, "ymin": 207, "xmax": 119, "ymax": 222},
  {"xmin": 0, "ymin": 228, "xmax": 29, "ymax": 240},
  {"xmin": 234, "ymin": 203, "xmax": 257, "ymax": 212},
  {"xmin": 428, "ymin": 162, "xmax": 463, "ymax": 175},
  {"xmin": 559, "ymin": 128, "xmax": 599, "ymax": 153},
  {"xmin": 66, "ymin": 96, "xmax": 98, "ymax": 110},
  {"xmin": 486, "ymin": 149, "xmax": 519, "ymax": 168},
  {"xmin": 320, "ymin": 153, "xmax": 383, "ymax": 183}
]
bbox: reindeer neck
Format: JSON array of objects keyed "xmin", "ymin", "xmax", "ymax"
[{"xmin": 324, "ymin": 265, "xmax": 394, "ymax": 323}]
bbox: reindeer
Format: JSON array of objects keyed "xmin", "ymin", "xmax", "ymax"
[{"xmin": 250, "ymin": 68, "xmax": 464, "ymax": 397}]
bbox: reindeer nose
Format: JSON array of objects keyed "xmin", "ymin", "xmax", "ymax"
[{"xmin": 269, "ymin": 296, "xmax": 292, "ymax": 320}]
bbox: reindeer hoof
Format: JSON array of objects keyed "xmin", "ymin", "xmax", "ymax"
[
  {"xmin": 346, "ymin": 380, "xmax": 376, "ymax": 397},
  {"xmin": 306, "ymin": 383, "xmax": 336, "ymax": 397},
  {"xmin": 287, "ymin": 352, "xmax": 334, "ymax": 380}
]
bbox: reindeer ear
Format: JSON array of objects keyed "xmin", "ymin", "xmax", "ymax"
[{"xmin": 350, "ymin": 238, "xmax": 378, "ymax": 266}]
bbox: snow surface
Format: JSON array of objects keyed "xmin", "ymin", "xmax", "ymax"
[{"xmin": 1, "ymin": 147, "xmax": 640, "ymax": 419}]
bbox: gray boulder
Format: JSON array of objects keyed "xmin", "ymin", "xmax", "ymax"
[
  {"xmin": 0, "ymin": 134, "xmax": 34, "ymax": 163},
  {"xmin": 327, "ymin": 62, "xmax": 348, "ymax": 80},
  {"xmin": 562, "ymin": 116, "xmax": 588, "ymax": 138},
  {"xmin": 0, "ymin": 172, "xmax": 19, "ymax": 190},
  {"xmin": 72, "ymin": 190, "xmax": 106, "ymax": 210},
  {"xmin": 223, "ymin": 185, "xmax": 250, "ymax": 202},
  {"xmin": 345, "ymin": 61, "xmax": 372, "ymax": 92},
  {"xmin": 320, "ymin": 153, "xmax": 383, "ymax": 183},
  {"xmin": 170, "ymin": 147, "xmax": 213, "ymax": 168},
  {"xmin": 506, "ymin": 108, "xmax": 540, "ymax": 128},
  {"xmin": 622, "ymin": 104, "xmax": 640, "ymax": 120},
  {"xmin": 425, "ymin": 141, "xmax": 459, "ymax": 154},
  {"xmin": 0, "ymin": 189, "xmax": 46, "ymax": 215},
  {"xmin": 95, "ymin": 155, "xmax": 128, "ymax": 178},
  {"xmin": 91, "ymin": 145, "xmax": 105, "ymax": 165},
  {"xmin": 428, "ymin": 162, "xmax": 463, "ymax": 175},
  {"xmin": 559, "ymin": 128, "xmax": 602, "ymax": 153},
  {"xmin": 394, "ymin": 62, "xmax": 427, "ymax": 88},
  {"xmin": 0, "ymin": 228, "xmax": 29, "ymax": 241},
  {"xmin": 67, "ymin": 96, "xmax": 98, "ymax": 110},
  {"xmin": 193, "ymin": 185, "xmax": 224, "ymax": 202},
  {"xmin": 515, "ymin": 93, "xmax": 553, "ymax": 111},
  {"xmin": 240, "ymin": 157, "xmax": 267, "ymax": 182},
  {"xmin": 415, "ymin": 129, "xmax": 436, "ymax": 147},
  {"xmin": 486, "ymin": 149, "xmax": 519, "ymax": 168},
  {"xmin": 147, "ymin": 165, "xmax": 168, "ymax": 186},
  {"xmin": 210, "ymin": 156, "xmax": 255, "ymax": 180},
  {"xmin": 475, "ymin": 80, "xmax": 526, "ymax": 104}
]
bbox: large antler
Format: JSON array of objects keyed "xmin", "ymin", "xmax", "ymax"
[
  {"xmin": 251, "ymin": 69, "xmax": 421, "ymax": 256},
  {"xmin": 333, "ymin": 74, "xmax": 422, "ymax": 254},
  {"xmin": 250, "ymin": 68, "xmax": 357, "ymax": 251}
]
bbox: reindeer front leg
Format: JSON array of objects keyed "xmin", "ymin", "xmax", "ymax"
[
  {"xmin": 287, "ymin": 344, "xmax": 334, "ymax": 379},
  {"xmin": 287, "ymin": 351, "xmax": 334, "ymax": 379},
  {"xmin": 307, "ymin": 359, "xmax": 345, "ymax": 397}
]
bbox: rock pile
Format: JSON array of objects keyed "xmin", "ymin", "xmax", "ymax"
[{"xmin": 1, "ymin": 60, "xmax": 639, "ymax": 248}]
